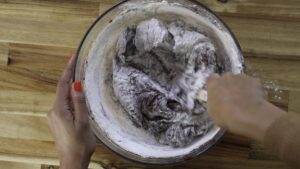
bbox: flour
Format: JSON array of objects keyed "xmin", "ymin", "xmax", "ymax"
[{"xmin": 112, "ymin": 18, "xmax": 224, "ymax": 147}]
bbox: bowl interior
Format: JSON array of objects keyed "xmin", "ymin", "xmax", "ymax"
[{"xmin": 75, "ymin": 0, "xmax": 243, "ymax": 164}]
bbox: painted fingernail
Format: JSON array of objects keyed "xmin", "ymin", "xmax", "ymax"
[{"xmin": 74, "ymin": 81, "xmax": 82, "ymax": 92}]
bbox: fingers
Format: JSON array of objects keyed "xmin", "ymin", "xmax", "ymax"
[
  {"xmin": 47, "ymin": 110, "xmax": 55, "ymax": 133},
  {"xmin": 57, "ymin": 54, "xmax": 77, "ymax": 99},
  {"xmin": 71, "ymin": 81, "xmax": 89, "ymax": 128},
  {"xmin": 207, "ymin": 73, "xmax": 220, "ymax": 82},
  {"xmin": 207, "ymin": 73, "xmax": 220, "ymax": 91}
]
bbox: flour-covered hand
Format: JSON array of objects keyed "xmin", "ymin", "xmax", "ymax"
[{"xmin": 207, "ymin": 73, "xmax": 284, "ymax": 141}]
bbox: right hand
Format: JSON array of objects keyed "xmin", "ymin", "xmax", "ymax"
[{"xmin": 206, "ymin": 73, "xmax": 285, "ymax": 141}]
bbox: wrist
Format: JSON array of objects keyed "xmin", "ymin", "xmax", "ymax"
[{"xmin": 250, "ymin": 100, "xmax": 285, "ymax": 142}]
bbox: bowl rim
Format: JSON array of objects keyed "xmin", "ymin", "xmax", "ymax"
[{"xmin": 74, "ymin": 0, "xmax": 244, "ymax": 165}]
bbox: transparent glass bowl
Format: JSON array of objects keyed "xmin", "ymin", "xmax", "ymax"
[{"xmin": 75, "ymin": 0, "xmax": 244, "ymax": 164}]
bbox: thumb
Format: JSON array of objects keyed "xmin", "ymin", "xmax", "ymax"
[{"xmin": 71, "ymin": 81, "xmax": 89, "ymax": 127}]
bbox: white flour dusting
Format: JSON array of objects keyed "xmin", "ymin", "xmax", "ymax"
[{"xmin": 113, "ymin": 18, "xmax": 223, "ymax": 147}]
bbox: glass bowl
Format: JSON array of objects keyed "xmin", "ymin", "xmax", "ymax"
[{"xmin": 74, "ymin": 0, "xmax": 244, "ymax": 164}]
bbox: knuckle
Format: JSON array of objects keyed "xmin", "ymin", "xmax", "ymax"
[{"xmin": 73, "ymin": 96, "xmax": 86, "ymax": 104}]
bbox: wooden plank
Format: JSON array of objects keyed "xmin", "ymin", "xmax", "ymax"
[
  {"xmin": 0, "ymin": 110, "xmax": 251, "ymax": 165},
  {"xmin": 0, "ymin": 0, "xmax": 99, "ymax": 48},
  {"xmin": 224, "ymin": 17, "xmax": 300, "ymax": 59},
  {"xmin": 0, "ymin": 160, "xmax": 40, "ymax": 169},
  {"xmin": 0, "ymin": 42, "xmax": 9, "ymax": 65},
  {"xmin": 0, "ymin": 138, "xmax": 57, "ymax": 159},
  {"xmin": 173, "ymin": 156, "xmax": 289, "ymax": 169},
  {"xmin": 289, "ymin": 91, "xmax": 300, "ymax": 113},
  {"xmin": 8, "ymin": 43, "xmax": 74, "ymax": 85},
  {"xmin": 0, "ymin": 44, "xmax": 73, "ymax": 92},
  {"xmin": 41, "ymin": 165, "xmax": 59, "ymax": 169},
  {"xmin": 100, "ymin": 1, "xmax": 117, "ymax": 14},
  {"xmin": 245, "ymin": 57, "xmax": 300, "ymax": 91},
  {"xmin": 0, "ymin": 137, "xmax": 123, "ymax": 167},
  {"xmin": 101, "ymin": 0, "xmax": 119, "ymax": 3},
  {"xmin": 249, "ymin": 142, "xmax": 279, "ymax": 161},
  {"xmin": 222, "ymin": 132, "xmax": 251, "ymax": 147},
  {"xmin": 0, "ymin": 65, "xmax": 56, "ymax": 92},
  {"xmin": 0, "ymin": 136, "xmax": 288, "ymax": 169},
  {"xmin": 266, "ymin": 89, "xmax": 289, "ymax": 111},
  {"xmin": 0, "ymin": 153, "xmax": 104, "ymax": 169},
  {"xmin": 199, "ymin": 0, "xmax": 300, "ymax": 21},
  {"xmin": 0, "ymin": 113, "xmax": 250, "ymax": 159},
  {"xmin": 81, "ymin": 0, "xmax": 101, "ymax": 2},
  {"xmin": 0, "ymin": 113, "xmax": 52, "ymax": 141},
  {"xmin": 101, "ymin": 0, "xmax": 300, "ymax": 20},
  {"xmin": 0, "ymin": 106, "xmax": 279, "ymax": 168},
  {"xmin": 0, "ymin": 90, "xmax": 54, "ymax": 114}
]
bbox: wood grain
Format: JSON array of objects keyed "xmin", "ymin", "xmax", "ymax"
[
  {"xmin": 0, "ymin": 153, "xmax": 104, "ymax": 169},
  {"xmin": 0, "ymin": 161, "xmax": 40, "ymax": 169},
  {"xmin": 199, "ymin": 0, "xmax": 300, "ymax": 21},
  {"xmin": 0, "ymin": 113, "xmax": 52, "ymax": 141},
  {"xmin": 0, "ymin": 49, "xmax": 295, "ymax": 115},
  {"xmin": 0, "ymin": 0, "xmax": 99, "ymax": 48},
  {"xmin": 0, "ymin": 42, "xmax": 9, "ymax": 66},
  {"xmin": 0, "ymin": 113, "xmax": 251, "ymax": 160},
  {"xmin": 100, "ymin": 0, "xmax": 300, "ymax": 21},
  {"xmin": 0, "ymin": 43, "xmax": 73, "ymax": 93},
  {"xmin": 0, "ymin": 43, "xmax": 295, "ymax": 115},
  {"xmin": 224, "ymin": 17, "xmax": 300, "ymax": 59},
  {"xmin": 41, "ymin": 165, "xmax": 59, "ymax": 169},
  {"xmin": 245, "ymin": 57, "xmax": 300, "ymax": 91},
  {"xmin": 101, "ymin": 0, "xmax": 300, "ymax": 21},
  {"xmin": 289, "ymin": 91, "xmax": 300, "ymax": 113},
  {"xmin": 0, "ymin": 90, "xmax": 54, "ymax": 115},
  {"xmin": 0, "ymin": 137, "xmax": 288, "ymax": 169},
  {"xmin": 0, "ymin": 0, "xmax": 299, "ymax": 168}
]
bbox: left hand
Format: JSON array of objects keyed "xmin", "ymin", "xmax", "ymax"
[{"xmin": 47, "ymin": 54, "xmax": 96, "ymax": 169}]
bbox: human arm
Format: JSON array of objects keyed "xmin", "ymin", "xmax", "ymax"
[{"xmin": 206, "ymin": 74, "xmax": 300, "ymax": 168}]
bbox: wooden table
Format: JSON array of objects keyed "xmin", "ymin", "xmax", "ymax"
[{"xmin": 0, "ymin": 0, "xmax": 299, "ymax": 168}]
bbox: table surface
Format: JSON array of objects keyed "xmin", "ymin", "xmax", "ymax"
[{"xmin": 0, "ymin": 0, "xmax": 299, "ymax": 169}]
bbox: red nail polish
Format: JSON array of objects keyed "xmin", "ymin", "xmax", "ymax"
[{"xmin": 74, "ymin": 81, "xmax": 82, "ymax": 92}]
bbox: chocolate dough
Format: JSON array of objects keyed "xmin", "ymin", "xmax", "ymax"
[{"xmin": 113, "ymin": 18, "xmax": 222, "ymax": 147}]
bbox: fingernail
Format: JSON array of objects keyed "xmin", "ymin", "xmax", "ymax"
[
  {"xmin": 68, "ymin": 53, "xmax": 75, "ymax": 62},
  {"xmin": 74, "ymin": 81, "xmax": 82, "ymax": 92},
  {"xmin": 68, "ymin": 55, "xmax": 73, "ymax": 64}
]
